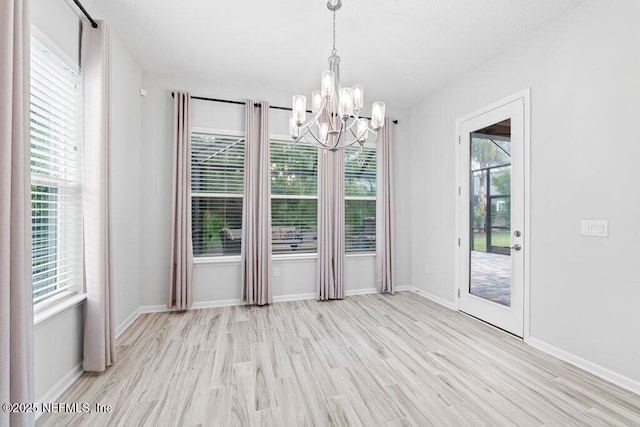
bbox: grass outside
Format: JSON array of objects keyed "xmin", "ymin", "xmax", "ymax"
[{"xmin": 473, "ymin": 231, "xmax": 511, "ymax": 252}]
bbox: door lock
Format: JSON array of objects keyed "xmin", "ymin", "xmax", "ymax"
[{"xmin": 514, "ymin": 230, "xmax": 521, "ymax": 237}]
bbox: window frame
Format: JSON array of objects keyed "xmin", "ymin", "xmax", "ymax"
[
  {"xmin": 344, "ymin": 140, "xmax": 377, "ymax": 255},
  {"xmin": 270, "ymin": 134, "xmax": 319, "ymax": 260},
  {"xmin": 30, "ymin": 28, "xmax": 86, "ymax": 316},
  {"xmin": 191, "ymin": 127, "xmax": 246, "ymax": 263}
]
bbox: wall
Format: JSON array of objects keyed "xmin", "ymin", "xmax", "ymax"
[
  {"xmin": 31, "ymin": 0, "xmax": 143, "ymax": 401},
  {"xmin": 409, "ymin": 0, "xmax": 640, "ymax": 384},
  {"xmin": 140, "ymin": 72, "xmax": 412, "ymax": 306}
]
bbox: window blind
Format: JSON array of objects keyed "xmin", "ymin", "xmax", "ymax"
[
  {"xmin": 270, "ymin": 140, "xmax": 318, "ymax": 254},
  {"xmin": 191, "ymin": 133, "xmax": 245, "ymax": 256},
  {"xmin": 345, "ymin": 146, "xmax": 376, "ymax": 252},
  {"xmin": 30, "ymin": 37, "xmax": 83, "ymax": 308}
]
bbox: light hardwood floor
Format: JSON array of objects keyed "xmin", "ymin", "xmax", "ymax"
[{"xmin": 38, "ymin": 292, "xmax": 640, "ymax": 426}]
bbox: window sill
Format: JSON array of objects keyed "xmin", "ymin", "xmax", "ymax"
[
  {"xmin": 193, "ymin": 252, "xmax": 375, "ymax": 265},
  {"xmin": 346, "ymin": 252, "xmax": 376, "ymax": 258},
  {"xmin": 273, "ymin": 253, "xmax": 317, "ymax": 262},
  {"xmin": 194, "ymin": 255, "xmax": 241, "ymax": 265},
  {"xmin": 34, "ymin": 293, "xmax": 87, "ymax": 328}
]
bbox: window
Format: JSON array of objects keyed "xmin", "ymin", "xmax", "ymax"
[
  {"xmin": 345, "ymin": 146, "xmax": 377, "ymax": 252},
  {"xmin": 30, "ymin": 37, "xmax": 83, "ymax": 308},
  {"xmin": 270, "ymin": 139, "xmax": 318, "ymax": 254},
  {"xmin": 191, "ymin": 132, "xmax": 245, "ymax": 257}
]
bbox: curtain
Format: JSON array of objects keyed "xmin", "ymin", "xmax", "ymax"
[
  {"xmin": 168, "ymin": 91, "xmax": 193, "ymax": 310},
  {"xmin": 81, "ymin": 18, "xmax": 115, "ymax": 372},
  {"xmin": 241, "ymin": 100, "xmax": 272, "ymax": 305},
  {"xmin": 376, "ymin": 118, "xmax": 395, "ymax": 293},
  {"xmin": 0, "ymin": 0, "xmax": 35, "ymax": 424},
  {"xmin": 317, "ymin": 133, "xmax": 345, "ymax": 300}
]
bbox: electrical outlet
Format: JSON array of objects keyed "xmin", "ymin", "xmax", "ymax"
[
  {"xmin": 580, "ymin": 220, "xmax": 608, "ymax": 237},
  {"xmin": 273, "ymin": 267, "xmax": 280, "ymax": 277},
  {"xmin": 424, "ymin": 264, "xmax": 430, "ymax": 273}
]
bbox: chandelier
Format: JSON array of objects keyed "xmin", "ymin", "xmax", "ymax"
[{"xmin": 289, "ymin": 0, "xmax": 386, "ymax": 151}]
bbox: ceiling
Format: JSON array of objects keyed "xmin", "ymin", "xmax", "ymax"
[{"xmin": 90, "ymin": 0, "xmax": 585, "ymax": 108}]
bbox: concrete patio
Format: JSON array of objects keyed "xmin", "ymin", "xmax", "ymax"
[{"xmin": 470, "ymin": 250, "xmax": 511, "ymax": 306}]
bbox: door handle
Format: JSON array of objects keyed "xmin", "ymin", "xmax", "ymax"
[{"xmin": 511, "ymin": 244, "xmax": 522, "ymax": 251}]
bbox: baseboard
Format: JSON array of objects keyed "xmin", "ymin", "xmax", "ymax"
[
  {"xmin": 527, "ymin": 337, "xmax": 640, "ymax": 395},
  {"xmin": 273, "ymin": 293, "xmax": 316, "ymax": 302},
  {"xmin": 138, "ymin": 286, "xmax": 417, "ymax": 313},
  {"xmin": 139, "ymin": 298, "xmax": 244, "ymax": 313},
  {"xmin": 35, "ymin": 363, "xmax": 83, "ymax": 421},
  {"xmin": 345, "ymin": 287, "xmax": 378, "ymax": 296},
  {"xmin": 412, "ymin": 288, "xmax": 458, "ymax": 311},
  {"xmin": 115, "ymin": 307, "xmax": 141, "ymax": 338}
]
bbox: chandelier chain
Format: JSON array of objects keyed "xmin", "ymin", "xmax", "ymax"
[{"xmin": 332, "ymin": 9, "xmax": 336, "ymax": 55}]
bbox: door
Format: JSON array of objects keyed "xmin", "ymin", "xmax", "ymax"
[{"xmin": 458, "ymin": 95, "xmax": 527, "ymax": 337}]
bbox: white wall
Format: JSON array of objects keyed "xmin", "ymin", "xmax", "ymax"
[
  {"xmin": 110, "ymin": 33, "xmax": 143, "ymax": 328},
  {"xmin": 140, "ymin": 72, "xmax": 412, "ymax": 306},
  {"xmin": 31, "ymin": 0, "xmax": 143, "ymax": 400},
  {"xmin": 409, "ymin": 0, "xmax": 640, "ymax": 383}
]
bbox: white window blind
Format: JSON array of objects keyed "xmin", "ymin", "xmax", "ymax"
[
  {"xmin": 345, "ymin": 146, "xmax": 376, "ymax": 252},
  {"xmin": 30, "ymin": 37, "xmax": 83, "ymax": 308},
  {"xmin": 270, "ymin": 140, "xmax": 318, "ymax": 254},
  {"xmin": 191, "ymin": 132, "xmax": 245, "ymax": 257}
]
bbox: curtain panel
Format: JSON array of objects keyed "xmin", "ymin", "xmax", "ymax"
[
  {"xmin": 81, "ymin": 18, "xmax": 116, "ymax": 372},
  {"xmin": 317, "ymin": 131, "xmax": 345, "ymax": 301},
  {"xmin": 376, "ymin": 118, "xmax": 395, "ymax": 293},
  {"xmin": 0, "ymin": 0, "xmax": 35, "ymax": 424},
  {"xmin": 241, "ymin": 100, "xmax": 272, "ymax": 305},
  {"xmin": 168, "ymin": 91, "xmax": 193, "ymax": 310}
]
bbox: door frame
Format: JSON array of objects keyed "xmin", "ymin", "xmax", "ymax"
[{"xmin": 454, "ymin": 88, "xmax": 531, "ymax": 341}]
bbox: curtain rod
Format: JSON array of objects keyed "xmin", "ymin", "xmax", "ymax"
[
  {"xmin": 171, "ymin": 92, "xmax": 399, "ymax": 124},
  {"xmin": 72, "ymin": 0, "xmax": 98, "ymax": 28}
]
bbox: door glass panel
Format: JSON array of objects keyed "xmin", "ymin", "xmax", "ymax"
[{"xmin": 469, "ymin": 119, "xmax": 511, "ymax": 307}]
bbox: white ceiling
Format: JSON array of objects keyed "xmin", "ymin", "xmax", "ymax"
[{"xmin": 91, "ymin": 0, "xmax": 585, "ymax": 108}]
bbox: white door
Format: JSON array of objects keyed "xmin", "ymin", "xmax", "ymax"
[{"xmin": 457, "ymin": 94, "xmax": 527, "ymax": 337}]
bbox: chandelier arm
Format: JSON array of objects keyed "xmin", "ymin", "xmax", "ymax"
[
  {"xmin": 305, "ymin": 126, "xmax": 332, "ymax": 149},
  {"xmin": 299, "ymin": 97, "xmax": 330, "ymax": 130},
  {"xmin": 333, "ymin": 138, "xmax": 364, "ymax": 150}
]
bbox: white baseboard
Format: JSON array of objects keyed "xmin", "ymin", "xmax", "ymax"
[
  {"xmin": 35, "ymin": 363, "xmax": 83, "ymax": 421},
  {"xmin": 527, "ymin": 337, "xmax": 640, "ymax": 395},
  {"xmin": 116, "ymin": 307, "xmax": 141, "ymax": 338},
  {"xmin": 345, "ymin": 287, "xmax": 378, "ymax": 296},
  {"xmin": 412, "ymin": 288, "xmax": 458, "ymax": 311},
  {"xmin": 138, "ymin": 286, "xmax": 416, "ymax": 313},
  {"xmin": 139, "ymin": 298, "xmax": 243, "ymax": 313},
  {"xmin": 273, "ymin": 293, "xmax": 316, "ymax": 302}
]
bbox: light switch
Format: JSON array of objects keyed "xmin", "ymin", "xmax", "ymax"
[{"xmin": 580, "ymin": 220, "xmax": 608, "ymax": 237}]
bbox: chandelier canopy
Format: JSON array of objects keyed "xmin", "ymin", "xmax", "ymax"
[{"xmin": 290, "ymin": 0, "xmax": 386, "ymax": 151}]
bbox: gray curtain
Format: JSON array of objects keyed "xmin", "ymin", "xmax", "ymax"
[
  {"xmin": 241, "ymin": 100, "xmax": 272, "ymax": 305},
  {"xmin": 317, "ymin": 135, "xmax": 345, "ymax": 300},
  {"xmin": 168, "ymin": 91, "xmax": 193, "ymax": 310},
  {"xmin": 0, "ymin": 0, "xmax": 35, "ymax": 424},
  {"xmin": 81, "ymin": 18, "xmax": 116, "ymax": 372},
  {"xmin": 376, "ymin": 118, "xmax": 395, "ymax": 293}
]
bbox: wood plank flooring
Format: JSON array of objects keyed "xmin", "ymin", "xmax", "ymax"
[{"xmin": 38, "ymin": 292, "xmax": 640, "ymax": 426}]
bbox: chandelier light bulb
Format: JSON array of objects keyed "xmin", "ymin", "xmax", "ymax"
[
  {"xmin": 321, "ymin": 71, "xmax": 335, "ymax": 99},
  {"xmin": 312, "ymin": 91, "xmax": 323, "ymax": 114},
  {"xmin": 289, "ymin": 113, "xmax": 300, "ymax": 138},
  {"xmin": 371, "ymin": 101, "xmax": 386, "ymax": 130},
  {"xmin": 292, "ymin": 95, "xmax": 307, "ymax": 125},
  {"xmin": 338, "ymin": 87, "xmax": 354, "ymax": 119},
  {"xmin": 352, "ymin": 85, "xmax": 364, "ymax": 113},
  {"xmin": 356, "ymin": 118, "xmax": 368, "ymax": 142}
]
